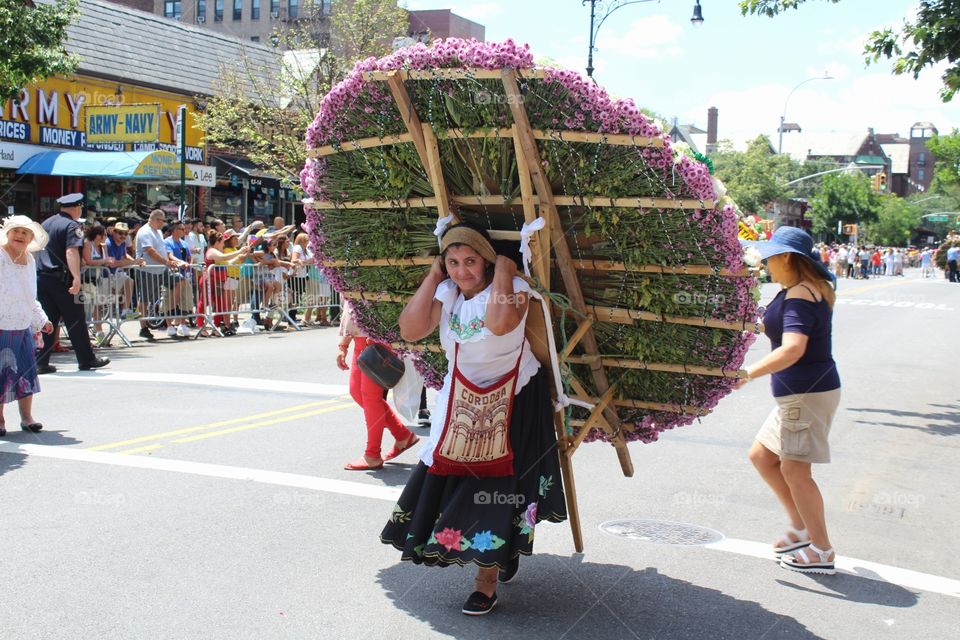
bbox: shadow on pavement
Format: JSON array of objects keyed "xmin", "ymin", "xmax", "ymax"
[
  {"xmin": 0, "ymin": 451, "xmax": 26, "ymax": 478},
  {"xmin": 378, "ymin": 553, "xmax": 821, "ymax": 639},
  {"xmin": 847, "ymin": 403, "xmax": 960, "ymax": 437},
  {"xmin": 775, "ymin": 569, "xmax": 918, "ymax": 607},
  {"xmin": 0, "ymin": 430, "xmax": 83, "ymax": 477}
]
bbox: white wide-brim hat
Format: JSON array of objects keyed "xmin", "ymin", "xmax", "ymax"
[{"xmin": 0, "ymin": 215, "xmax": 49, "ymax": 252}]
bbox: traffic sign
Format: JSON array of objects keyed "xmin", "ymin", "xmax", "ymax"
[{"xmin": 929, "ymin": 215, "xmax": 948, "ymax": 222}]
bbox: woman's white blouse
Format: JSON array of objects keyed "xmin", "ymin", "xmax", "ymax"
[
  {"xmin": 419, "ymin": 276, "xmax": 540, "ymax": 466},
  {"xmin": 0, "ymin": 250, "xmax": 48, "ymax": 332}
]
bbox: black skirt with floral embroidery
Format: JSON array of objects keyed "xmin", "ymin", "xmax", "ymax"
[{"xmin": 380, "ymin": 368, "xmax": 567, "ymax": 568}]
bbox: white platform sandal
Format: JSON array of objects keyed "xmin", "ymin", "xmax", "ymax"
[
  {"xmin": 780, "ymin": 543, "xmax": 836, "ymax": 575},
  {"xmin": 773, "ymin": 526, "xmax": 810, "ymax": 556}
]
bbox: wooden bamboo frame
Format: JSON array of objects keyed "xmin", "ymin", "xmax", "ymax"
[
  {"xmin": 308, "ymin": 195, "xmax": 710, "ymax": 210},
  {"xmin": 340, "ymin": 292, "xmax": 760, "ymax": 333},
  {"xmin": 565, "ymin": 355, "xmax": 746, "ymax": 379},
  {"xmin": 308, "ymin": 127, "xmax": 664, "ymax": 157},
  {"xmin": 569, "ymin": 395, "xmax": 711, "ymax": 416},
  {"xmin": 320, "ymin": 257, "xmax": 752, "ymax": 279}
]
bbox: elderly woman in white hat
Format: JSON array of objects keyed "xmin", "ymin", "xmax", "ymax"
[{"xmin": 0, "ymin": 215, "xmax": 54, "ymax": 435}]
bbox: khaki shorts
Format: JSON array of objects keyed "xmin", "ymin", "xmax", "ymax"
[{"xmin": 756, "ymin": 388, "xmax": 841, "ymax": 464}]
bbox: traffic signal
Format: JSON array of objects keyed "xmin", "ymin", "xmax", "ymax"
[
  {"xmin": 879, "ymin": 173, "xmax": 887, "ymax": 191},
  {"xmin": 870, "ymin": 174, "xmax": 881, "ymax": 191},
  {"xmin": 841, "ymin": 224, "xmax": 858, "ymax": 235}
]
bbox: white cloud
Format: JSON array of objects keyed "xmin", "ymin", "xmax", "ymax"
[{"xmin": 596, "ymin": 15, "xmax": 683, "ymax": 60}]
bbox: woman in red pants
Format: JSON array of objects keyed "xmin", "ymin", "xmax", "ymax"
[{"xmin": 337, "ymin": 300, "xmax": 418, "ymax": 470}]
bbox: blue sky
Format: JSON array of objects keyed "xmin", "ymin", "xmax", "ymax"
[{"xmin": 406, "ymin": 0, "xmax": 958, "ymax": 147}]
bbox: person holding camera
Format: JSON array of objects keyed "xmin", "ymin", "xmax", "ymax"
[
  {"xmin": 380, "ymin": 222, "xmax": 567, "ymax": 616},
  {"xmin": 337, "ymin": 299, "xmax": 417, "ymax": 471}
]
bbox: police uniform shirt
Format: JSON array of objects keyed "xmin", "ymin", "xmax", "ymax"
[{"xmin": 36, "ymin": 212, "xmax": 84, "ymax": 274}]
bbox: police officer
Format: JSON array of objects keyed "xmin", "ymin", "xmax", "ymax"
[{"xmin": 35, "ymin": 193, "xmax": 110, "ymax": 374}]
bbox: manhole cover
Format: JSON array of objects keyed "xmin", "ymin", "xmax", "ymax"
[{"xmin": 599, "ymin": 519, "xmax": 724, "ymax": 546}]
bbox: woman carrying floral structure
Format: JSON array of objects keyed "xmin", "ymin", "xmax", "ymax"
[{"xmin": 380, "ymin": 222, "xmax": 566, "ymax": 616}]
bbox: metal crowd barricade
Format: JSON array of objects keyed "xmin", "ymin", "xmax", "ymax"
[
  {"xmin": 81, "ymin": 265, "xmax": 131, "ymax": 347},
  {"xmin": 131, "ymin": 263, "xmax": 206, "ymax": 335},
  {"xmin": 199, "ymin": 262, "xmax": 340, "ymax": 335},
  {"xmin": 79, "ymin": 262, "xmax": 342, "ymax": 347}
]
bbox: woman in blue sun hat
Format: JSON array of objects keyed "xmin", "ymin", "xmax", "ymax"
[{"xmin": 739, "ymin": 226, "xmax": 841, "ymax": 575}]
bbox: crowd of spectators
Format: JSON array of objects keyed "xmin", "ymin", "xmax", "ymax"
[
  {"xmin": 78, "ymin": 213, "xmax": 335, "ymax": 344},
  {"xmin": 814, "ymin": 243, "xmax": 934, "ymax": 280}
]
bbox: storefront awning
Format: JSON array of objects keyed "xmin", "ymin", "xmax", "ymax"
[
  {"xmin": 16, "ymin": 150, "xmax": 182, "ymax": 180},
  {"xmin": 211, "ymin": 155, "xmax": 282, "ymax": 190}
]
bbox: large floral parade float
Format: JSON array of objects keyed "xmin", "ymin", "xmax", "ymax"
[{"xmin": 301, "ymin": 39, "xmax": 762, "ymax": 549}]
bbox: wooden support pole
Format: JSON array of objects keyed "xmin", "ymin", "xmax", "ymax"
[
  {"xmin": 421, "ymin": 124, "xmax": 454, "ymax": 218},
  {"xmin": 310, "ymin": 195, "xmax": 712, "ymax": 210},
  {"xmin": 573, "ymin": 385, "xmax": 617, "ymax": 449},
  {"xmin": 308, "ymin": 127, "xmax": 665, "ymax": 158},
  {"xmin": 565, "ymin": 355, "xmax": 746, "ymax": 379},
  {"xmin": 503, "ymin": 68, "xmax": 633, "ymax": 479},
  {"xmin": 559, "ymin": 318, "xmax": 594, "ymax": 361}
]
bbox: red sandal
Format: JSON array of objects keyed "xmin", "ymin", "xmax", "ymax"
[
  {"xmin": 343, "ymin": 457, "xmax": 384, "ymax": 471},
  {"xmin": 384, "ymin": 435, "xmax": 420, "ymax": 461}
]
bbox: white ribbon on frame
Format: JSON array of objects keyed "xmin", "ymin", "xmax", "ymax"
[
  {"xmin": 519, "ymin": 217, "xmax": 546, "ymax": 277},
  {"xmin": 433, "ymin": 214, "xmax": 456, "ymax": 247}
]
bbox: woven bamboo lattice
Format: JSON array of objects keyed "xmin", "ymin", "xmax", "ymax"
[{"xmin": 302, "ymin": 40, "xmax": 762, "ymax": 551}]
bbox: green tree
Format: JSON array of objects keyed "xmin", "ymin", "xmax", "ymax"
[
  {"xmin": 926, "ymin": 128, "xmax": 960, "ymax": 190},
  {"xmin": 809, "ymin": 172, "xmax": 882, "ymax": 237},
  {"xmin": 739, "ymin": 0, "xmax": 960, "ymax": 102},
  {"xmin": 862, "ymin": 195, "xmax": 921, "ymax": 245},
  {"xmin": 331, "ymin": 0, "xmax": 409, "ymax": 64},
  {"xmin": 712, "ymin": 135, "xmax": 790, "ymax": 215},
  {"xmin": 0, "ymin": 0, "xmax": 79, "ymax": 102},
  {"xmin": 195, "ymin": 0, "xmax": 408, "ymax": 186}
]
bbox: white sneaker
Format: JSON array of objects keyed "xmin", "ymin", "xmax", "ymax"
[
  {"xmin": 167, "ymin": 325, "xmax": 177, "ymax": 337},
  {"xmin": 177, "ymin": 325, "xmax": 190, "ymax": 337}
]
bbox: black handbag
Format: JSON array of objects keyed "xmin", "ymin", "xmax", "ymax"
[{"xmin": 357, "ymin": 343, "xmax": 405, "ymax": 389}]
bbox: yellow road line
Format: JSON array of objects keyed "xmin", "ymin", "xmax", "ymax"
[
  {"xmin": 171, "ymin": 402, "xmax": 356, "ymax": 444},
  {"xmin": 87, "ymin": 399, "xmax": 343, "ymax": 451},
  {"xmin": 117, "ymin": 444, "xmax": 165, "ymax": 455},
  {"xmin": 839, "ymin": 279, "xmax": 910, "ymax": 297}
]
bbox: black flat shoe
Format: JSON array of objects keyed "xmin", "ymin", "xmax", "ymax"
[
  {"xmin": 21, "ymin": 422, "xmax": 43, "ymax": 433},
  {"xmin": 0, "ymin": 425, "xmax": 6, "ymax": 436},
  {"xmin": 498, "ymin": 556, "xmax": 520, "ymax": 583},
  {"xmin": 462, "ymin": 591, "xmax": 497, "ymax": 616},
  {"xmin": 79, "ymin": 357, "xmax": 110, "ymax": 371},
  {"xmin": 36, "ymin": 364, "xmax": 57, "ymax": 375}
]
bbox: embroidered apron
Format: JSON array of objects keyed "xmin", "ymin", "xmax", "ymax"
[{"xmin": 429, "ymin": 342, "xmax": 523, "ymax": 477}]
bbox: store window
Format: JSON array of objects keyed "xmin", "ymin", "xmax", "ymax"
[
  {"xmin": 164, "ymin": 1, "xmax": 182, "ymax": 19},
  {"xmin": 233, "ymin": 0, "xmax": 242, "ymax": 20},
  {"xmin": 0, "ymin": 170, "xmax": 35, "ymax": 218},
  {"xmin": 84, "ymin": 181, "xmax": 140, "ymax": 220}
]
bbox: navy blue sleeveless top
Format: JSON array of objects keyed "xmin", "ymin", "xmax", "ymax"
[{"xmin": 762, "ymin": 286, "xmax": 841, "ymax": 398}]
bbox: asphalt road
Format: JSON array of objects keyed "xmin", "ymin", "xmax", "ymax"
[{"xmin": 1, "ymin": 268, "xmax": 957, "ymax": 640}]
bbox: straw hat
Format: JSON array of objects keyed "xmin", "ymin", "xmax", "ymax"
[{"xmin": 0, "ymin": 215, "xmax": 48, "ymax": 252}]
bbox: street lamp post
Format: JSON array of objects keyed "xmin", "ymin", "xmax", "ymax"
[
  {"xmin": 778, "ymin": 74, "xmax": 833, "ymax": 154},
  {"xmin": 584, "ymin": 1, "xmax": 703, "ymax": 78}
]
